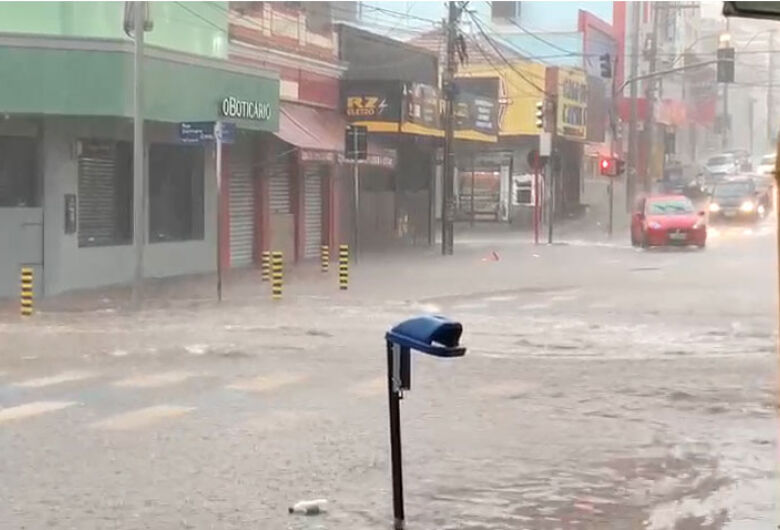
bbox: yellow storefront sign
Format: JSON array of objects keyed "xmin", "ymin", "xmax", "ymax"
[
  {"xmin": 457, "ymin": 61, "xmax": 547, "ymax": 136},
  {"xmin": 557, "ymin": 67, "xmax": 587, "ymax": 140}
]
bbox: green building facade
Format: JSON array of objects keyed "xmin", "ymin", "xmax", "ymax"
[{"xmin": 0, "ymin": 2, "xmax": 280, "ymax": 298}]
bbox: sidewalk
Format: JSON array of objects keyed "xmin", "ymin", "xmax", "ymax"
[{"xmin": 0, "ymin": 219, "xmax": 626, "ymax": 318}]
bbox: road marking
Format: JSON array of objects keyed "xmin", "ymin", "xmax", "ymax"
[
  {"xmin": 0, "ymin": 401, "xmax": 76, "ymax": 424},
  {"xmin": 114, "ymin": 371, "xmax": 196, "ymax": 388},
  {"xmin": 228, "ymin": 372, "xmax": 308, "ymax": 393},
  {"xmin": 14, "ymin": 370, "xmax": 97, "ymax": 388},
  {"xmin": 349, "ymin": 376, "xmax": 386, "ymax": 397},
  {"xmin": 92, "ymin": 405, "xmax": 194, "ymax": 431}
]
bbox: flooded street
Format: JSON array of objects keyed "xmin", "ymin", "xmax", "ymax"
[{"xmin": 0, "ymin": 222, "xmax": 776, "ymax": 530}]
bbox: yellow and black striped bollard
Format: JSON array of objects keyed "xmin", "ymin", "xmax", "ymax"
[
  {"xmin": 321, "ymin": 245, "xmax": 329, "ymax": 273},
  {"xmin": 271, "ymin": 251, "xmax": 283, "ymax": 300},
  {"xmin": 20, "ymin": 267, "xmax": 33, "ymax": 317},
  {"xmin": 261, "ymin": 250, "xmax": 271, "ymax": 282},
  {"xmin": 338, "ymin": 245, "xmax": 349, "ymax": 291}
]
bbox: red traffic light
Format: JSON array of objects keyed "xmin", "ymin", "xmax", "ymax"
[
  {"xmin": 599, "ymin": 157, "xmax": 625, "ymax": 177},
  {"xmin": 599, "ymin": 157, "xmax": 615, "ymax": 176}
]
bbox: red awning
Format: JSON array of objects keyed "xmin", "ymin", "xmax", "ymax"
[{"xmin": 275, "ymin": 102, "xmax": 344, "ymax": 154}]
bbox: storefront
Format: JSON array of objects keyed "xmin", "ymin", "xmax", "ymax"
[
  {"xmin": 0, "ymin": 37, "xmax": 279, "ymax": 298},
  {"xmin": 343, "ymin": 79, "xmax": 498, "ymax": 243},
  {"xmin": 271, "ymin": 102, "xmax": 343, "ymax": 262},
  {"xmin": 455, "ymin": 62, "xmax": 546, "ymax": 226}
]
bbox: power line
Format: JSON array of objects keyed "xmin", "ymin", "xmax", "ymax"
[
  {"xmin": 466, "ymin": 11, "xmax": 551, "ymax": 95},
  {"xmin": 465, "ymin": 34, "xmax": 544, "ymax": 98},
  {"xmin": 507, "ymin": 18, "xmax": 579, "ymax": 56},
  {"xmin": 174, "ymin": 1, "xmax": 230, "ymax": 33},
  {"xmin": 358, "ymin": 3, "xmax": 442, "ymax": 25}
]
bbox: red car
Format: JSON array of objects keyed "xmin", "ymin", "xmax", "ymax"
[{"xmin": 630, "ymin": 194, "xmax": 707, "ymax": 248}]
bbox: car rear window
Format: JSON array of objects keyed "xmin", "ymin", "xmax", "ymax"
[
  {"xmin": 647, "ymin": 199, "xmax": 694, "ymax": 215},
  {"xmin": 708, "ymin": 156, "xmax": 733, "ymax": 165},
  {"xmin": 714, "ymin": 182, "xmax": 752, "ymax": 197}
]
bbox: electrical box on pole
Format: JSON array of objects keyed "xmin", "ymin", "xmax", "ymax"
[{"xmin": 717, "ymin": 47, "xmax": 735, "ymax": 83}]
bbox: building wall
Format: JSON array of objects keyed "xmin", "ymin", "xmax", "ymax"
[
  {"xmin": 42, "ymin": 117, "xmax": 218, "ymax": 295},
  {"xmin": 0, "ymin": 208, "xmax": 42, "ymax": 298},
  {"xmin": 0, "ymin": 2, "xmax": 228, "ymax": 58}
]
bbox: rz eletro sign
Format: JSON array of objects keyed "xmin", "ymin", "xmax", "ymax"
[{"xmin": 220, "ymin": 96, "xmax": 272, "ymax": 121}]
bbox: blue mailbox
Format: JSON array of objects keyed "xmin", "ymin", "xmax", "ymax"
[
  {"xmin": 386, "ymin": 315, "xmax": 466, "ymax": 358},
  {"xmin": 384, "ymin": 315, "xmax": 466, "ymax": 530}
]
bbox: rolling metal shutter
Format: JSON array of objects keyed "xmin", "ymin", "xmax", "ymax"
[
  {"xmin": 229, "ymin": 159, "xmax": 254, "ymax": 267},
  {"xmin": 303, "ymin": 165, "xmax": 323, "ymax": 258},
  {"xmin": 78, "ymin": 143, "xmax": 116, "ymax": 247},
  {"xmin": 269, "ymin": 159, "xmax": 291, "ymax": 214}
]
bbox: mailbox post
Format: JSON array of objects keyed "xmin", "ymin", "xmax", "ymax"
[{"xmin": 384, "ymin": 315, "xmax": 466, "ymax": 530}]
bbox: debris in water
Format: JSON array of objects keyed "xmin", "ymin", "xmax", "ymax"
[{"xmin": 288, "ymin": 499, "xmax": 328, "ymax": 515}]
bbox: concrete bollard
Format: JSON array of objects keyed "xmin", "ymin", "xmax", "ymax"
[
  {"xmin": 261, "ymin": 250, "xmax": 271, "ymax": 282},
  {"xmin": 321, "ymin": 245, "xmax": 329, "ymax": 273},
  {"xmin": 338, "ymin": 245, "xmax": 349, "ymax": 291},
  {"xmin": 20, "ymin": 267, "xmax": 33, "ymax": 317},
  {"xmin": 271, "ymin": 251, "xmax": 283, "ymax": 300}
]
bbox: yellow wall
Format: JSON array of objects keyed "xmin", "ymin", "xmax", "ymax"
[
  {"xmin": 556, "ymin": 67, "xmax": 588, "ymax": 140},
  {"xmin": 457, "ymin": 61, "xmax": 547, "ymax": 136}
]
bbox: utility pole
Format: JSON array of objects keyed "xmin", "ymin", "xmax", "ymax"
[
  {"xmin": 643, "ymin": 2, "xmax": 659, "ymax": 194},
  {"xmin": 130, "ymin": 1, "xmax": 146, "ymax": 308},
  {"xmin": 627, "ymin": 2, "xmax": 640, "ymax": 211},
  {"xmin": 749, "ymin": 97, "xmax": 755, "ymax": 155},
  {"xmin": 722, "ymin": 18, "xmax": 731, "ymax": 151},
  {"xmin": 608, "ymin": 55, "xmax": 618, "ymax": 239},
  {"xmin": 441, "ymin": 1, "xmax": 459, "ymax": 256},
  {"xmin": 768, "ymin": 30, "xmax": 775, "ymax": 143}
]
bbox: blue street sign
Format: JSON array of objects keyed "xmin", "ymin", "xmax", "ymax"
[
  {"xmin": 179, "ymin": 122, "xmax": 215, "ymax": 144},
  {"xmin": 215, "ymin": 121, "xmax": 236, "ymax": 144},
  {"xmin": 179, "ymin": 122, "xmax": 236, "ymax": 144}
]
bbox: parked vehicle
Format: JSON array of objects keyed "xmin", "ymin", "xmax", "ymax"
[
  {"xmin": 631, "ymin": 194, "xmax": 707, "ymax": 248},
  {"xmin": 724, "ymin": 149, "xmax": 752, "ymax": 172},
  {"xmin": 750, "ymin": 173, "xmax": 775, "ymax": 212},
  {"xmin": 703, "ymin": 154, "xmax": 738, "ymax": 182},
  {"xmin": 708, "ymin": 177, "xmax": 765, "ymax": 222},
  {"xmin": 756, "ymin": 153, "xmax": 776, "ymax": 176}
]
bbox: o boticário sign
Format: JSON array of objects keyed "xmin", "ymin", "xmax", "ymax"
[{"xmin": 220, "ymin": 96, "xmax": 273, "ymax": 121}]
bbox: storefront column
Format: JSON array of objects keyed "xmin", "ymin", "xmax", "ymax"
[
  {"xmin": 292, "ymin": 152, "xmax": 304, "ymax": 262},
  {"xmin": 325, "ymin": 163, "xmax": 339, "ymax": 259},
  {"xmin": 253, "ymin": 139, "xmax": 270, "ymax": 261},
  {"xmin": 220, "ymin": 144, "xmax": 231, "ymax": 271}
]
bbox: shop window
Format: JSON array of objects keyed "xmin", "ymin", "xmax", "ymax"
[
  {"xmin": 0, "ymin": 136, "xmax": 38, "ymax": 207},
  {"xmin": 149, "ymin": 144, "xmax": 204, "ymax": 243},
  {"xmin": 78, "ymin": 140, "xmax": 132, "ymax": 247},
  {"xmin": 305, "ymin": 2, "xmax": 331, "ymax": 34}
]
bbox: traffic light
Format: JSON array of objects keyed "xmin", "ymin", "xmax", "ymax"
[
  {"xmin": 599, "ymin": 53, "xmax": 612, "ymax": 78},
  {"xmin": 599, "ymin": 157, "xmax": 625, "ymax": 177},
  {"xmin": 717, "ymin": 47, "xmax": 735, "ymax": 83},
  {"xmin": 599, "ymin": 157, "xmax": 614, "ymax": 176},
  {"xmin": 535, "ymin": 100, "xmax": 544, "ymax": 130}
]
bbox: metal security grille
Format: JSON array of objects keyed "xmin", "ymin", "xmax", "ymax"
[
  {"xmin": 268, "ymin": 160, "xmax": 291, "ymax": 214},
  {"xmin": 78, "ymin": 142, "xmax": 117, "ymax": 247},
  {"xmin": 303, "ymin": 165, "xmax": 324, "ymax": 258},
  {"xmin": 229, "ymin": 160, "xmax": 255, "ymax": 267}
]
